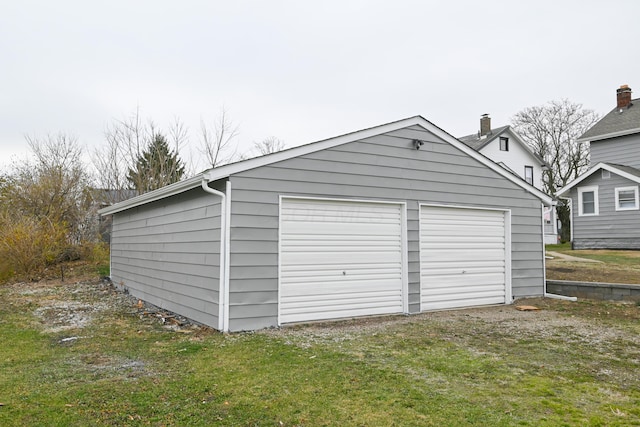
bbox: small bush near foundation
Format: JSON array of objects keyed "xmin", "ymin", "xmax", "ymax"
[{"xmin": 82, "ymin": 240, "xmax": 110, "ymax": 276}]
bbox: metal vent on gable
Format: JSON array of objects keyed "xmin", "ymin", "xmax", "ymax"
[{"xmin": 602, "ymin": 169, "xmax": 611, "ymax": 179}]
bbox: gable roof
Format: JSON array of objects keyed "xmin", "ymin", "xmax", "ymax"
[
  {"xmin": 100, "ymin": 115, "xmax": 553, "ymax": 216},
  {"xmin": 577, "ymin": 98, "xmax": 640, "ymax": 143},
  {"xmin": 556, "ymin": 162, "xmax": 640, "ymax": 197},
  {"xmin": 458, "ymin": 125, "xmax": 548, "ymax": 167},
  {"xmin": 458, "ymin": 125, "xmax": 510, "ymax": 151}
]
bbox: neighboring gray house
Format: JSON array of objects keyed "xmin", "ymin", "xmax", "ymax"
[
  {"xmin": 557, "ymin": 85, "xmax": 640, "ymax": 249},
  {"xmin": 100, "ymin": 116, "xmax": 553, "ymax": 332},
  {"xmin": 459, "ymin": 114, "xmax": 558, "ymax": 244}
]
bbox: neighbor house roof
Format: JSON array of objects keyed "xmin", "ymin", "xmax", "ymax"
[
  {"xmin": 99, "ymin": 115, "xmax": 553, "ymax": 216},
  {"xmin": 556, "ymin": 162, "xmax": 640, "ymax": 197},
  {"xmin": 577, "ymin": 98, "xmax": 640, "ymax": 143},
  {"xmin": 458, "ymin": 125, "xmax": 548, "ymax": 167}
]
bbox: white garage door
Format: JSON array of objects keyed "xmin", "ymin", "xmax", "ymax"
[
  {"xmin": 420, "ymin": 206, "xmax": 508, "ymax": 311},
  {"xmin": 280, "ymin": 198, "xmax": 404, "ymax": 324}
]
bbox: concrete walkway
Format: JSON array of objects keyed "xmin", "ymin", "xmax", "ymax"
[{"xmin": 546, "ymin": 251, "xmax": 603, "ymax": 263}]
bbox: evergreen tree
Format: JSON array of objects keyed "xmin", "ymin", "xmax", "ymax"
[{"xmin": 127, "ymin": 133, "xmax": 185, "ymax": 193}]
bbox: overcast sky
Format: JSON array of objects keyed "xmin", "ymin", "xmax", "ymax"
[{"xmin": 2, "ymin": 0, "xmax": 639, "ymax": 172}]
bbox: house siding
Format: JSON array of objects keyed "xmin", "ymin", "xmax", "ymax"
[
  {"xmin": 569, "ymin": 172, "xmax": 640, "ymax": 249},
  {"xmin": 479, "ymin": 129, "xmax": 544, "ymax": 189},
  {"xmin": 590, "ymin": 133, "xmax": 640, "ymax": 168},
  {"xmin": 110, "ymin": 185, "xmax": 223, "ymax": 327},
  {"xmin": 226, "ymin": 125, "xmax": 545, "ymax": 331}
]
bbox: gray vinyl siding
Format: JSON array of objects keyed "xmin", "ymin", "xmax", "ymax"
[
  {"xmin": 570, "ymin": 172, "xmax": 640, "ymax": 249},
  {"xmin": 110, "ymin": 186, "xmax": 223, "ymax": 327},
  {"xmin": 227, "ymin": 125, "xmax": 545, "ymax": 331},
  {"xmin": 590, "ymin": 133, "xmax": 640, "ymax": 168}
]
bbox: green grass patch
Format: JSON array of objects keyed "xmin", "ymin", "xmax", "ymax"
[
  {"xmin": 1, "ymin": 280, "xmax": 640, "ymax": 426},
  {"xmin": 545, "ymin": 242, "xmax": 572, "ymax": 252}
]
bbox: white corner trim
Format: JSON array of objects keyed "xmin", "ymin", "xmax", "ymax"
[{"xmin": 223, "ymin": 180, "xmax": 231, "ymax": 332}]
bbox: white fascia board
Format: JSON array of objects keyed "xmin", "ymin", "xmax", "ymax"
[
  {"xmin": 205, "ymin": 116, "xmax": 553, "ymax": 205},
  {"xmin": 101, "ymin": 115, "xmax": 553, "ymax": 215},
  {"xmin": 98, "ymin": 174, "xmax": 206, "ymax": 215},
  {"xmin": 203, "ymin": 116, "xmax": 432, "ymax": 181},
  {"xmin": 577, "ymin": 127, "xmax": 640, "ymax": 143},
  {"xmin": 556, "ymin": 163, "xmax": 640, "ymax": 197}
]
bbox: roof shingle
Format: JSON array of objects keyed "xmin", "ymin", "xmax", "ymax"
[{"xmin": 578, "ymin": 98, "xmax": 640, "ymax": 142}]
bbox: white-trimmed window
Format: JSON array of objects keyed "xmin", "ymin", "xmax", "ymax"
[
  {"xmin": 524, "ymin": 166, "xmax": 533, "ymax": 185},
  {"xmin": 615, "ymin": 186, "xmax": 639, "ymax": 211},
  {"xmin": 578, "ymin": 186, "xmax": 599, "ymax": 216}
]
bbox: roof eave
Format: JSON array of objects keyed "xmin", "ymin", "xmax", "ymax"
[
  {"xmin": 556, "ymin": 162, "xmax": 640, "ymax": 197},
  {"xmin": 577, "ymin": 127, "xmax": 640, "ymax": 143},
  {"xmin": 98, "ymin": 174, "xmax": 207, "ymax": 216},
  {"xmin": 100, "ymin": 115, "xmax": 554, "ymax": 215}
]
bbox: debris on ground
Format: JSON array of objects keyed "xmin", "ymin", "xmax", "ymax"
[{"xmin": 515, "ymin": 305, "xmax": 540, "ymax": 311}]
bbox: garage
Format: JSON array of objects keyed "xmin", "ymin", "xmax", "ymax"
[
  {"xmin": 420, "ymin": 205, "xmax": 510, "ymax": 311},
  {"xmin": 279, "ymin": 197, "xmax": 406, "ymax": 324},
  {"xmin": 102, "ymin": 116, "xmax": 551, "ymax": 331}
]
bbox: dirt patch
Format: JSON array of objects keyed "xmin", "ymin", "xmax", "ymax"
[
  {"xmin": 261, "ymin": 300, "xmax": 640, "ymax": 350},
  {"xmin": 5, "ymin": 277, "xmax": 198, "ymax": 335}
]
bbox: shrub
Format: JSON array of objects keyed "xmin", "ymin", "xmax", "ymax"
[{"xmin": 0, "ymin": 213, "xmax": 68, "ymax": 281}]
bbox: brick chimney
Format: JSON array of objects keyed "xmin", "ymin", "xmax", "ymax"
[
  {"xmin": 617, "ymin": 85, "xmax": 632, "ymax": 109},
  {"xmin": 480, "ymin": 114, "xmax": 491, "ymax": 137}
]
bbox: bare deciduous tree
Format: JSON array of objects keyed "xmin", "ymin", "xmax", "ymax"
[
  {"xmin": 511, "ymin": 99, "xmax": 600, "ymax": 241},
  {"xmin": 253, "ymin": 136, "xmax": 285, "ymax": 156},
  {"xmin": 93, "ymin": 109, "xmax": 190, "ymax": 202},
  {"xmin": 199, "ymin": 108, "xmax": 240, "ymax": 168}
]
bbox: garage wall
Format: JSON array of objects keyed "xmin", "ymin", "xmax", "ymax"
[
  {"xmin": 110, "ymin": 185, "xmax": 223, "ymax": 327},
  {"xmin": 227, "ymin": 125, "xmax": 545, "ymax": 331}
]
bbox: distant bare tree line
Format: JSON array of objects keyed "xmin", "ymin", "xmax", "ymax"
[{"xmin": 0, "ymin": 108, "xmax": 286, "ymax": 280}]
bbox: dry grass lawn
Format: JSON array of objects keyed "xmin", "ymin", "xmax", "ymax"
[
  {"xmin": 546, "ymin": 246, "xmax": 640, "ymax": 284},
  {"xmin": 1, "ymin": 264, "xmax": 639, "ymax": 426}
]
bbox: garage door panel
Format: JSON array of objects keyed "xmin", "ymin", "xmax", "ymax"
[
  {"xmin": 422, "ymin": 283, "xmax": 506, "ymax": 295},
  {"xmin": 281, "ymin": 273, "xmax": 402, "ymax": 286},
  {"xmin": 283, "ymin": 223, "xmax": 401, "ymax": 236},
  {"xmin": 281, "ymin": 278, "xmax": 402, "ymax": 293},
  {"xmin": 281, "ymin": 305, "xmax": 402, "ymax": 324},
  {"xmin": 282, "ymin": 252, "xmax": 401, "ymax": 266},
  {"xmin": 423, "ymin": 251, "xmax": 505, "ymax": 263},
  {"xmin": 281, "ymin": 290, "xmax": 402, "ymax": 305},
  {"xmin": 425, "ymin": 227, "xmax": 504, "ymax": 237},
  {"xmin": 280, "ymin": 198, "xmax": 404, "ymax": 324},
  {"xmin": 421, "ymin": 206, "xmax": 507, "ymax": 311},
  {"xmin": 424, "ymin": 295, "xmax": 506, "ymax": 311},
  {"xmin": 281, "ymin": 264, "xmax": 401, "ymax": 274},
  {"xmin": 422, "ymin": 272, "xmax": 505, "ymax": 285}
]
